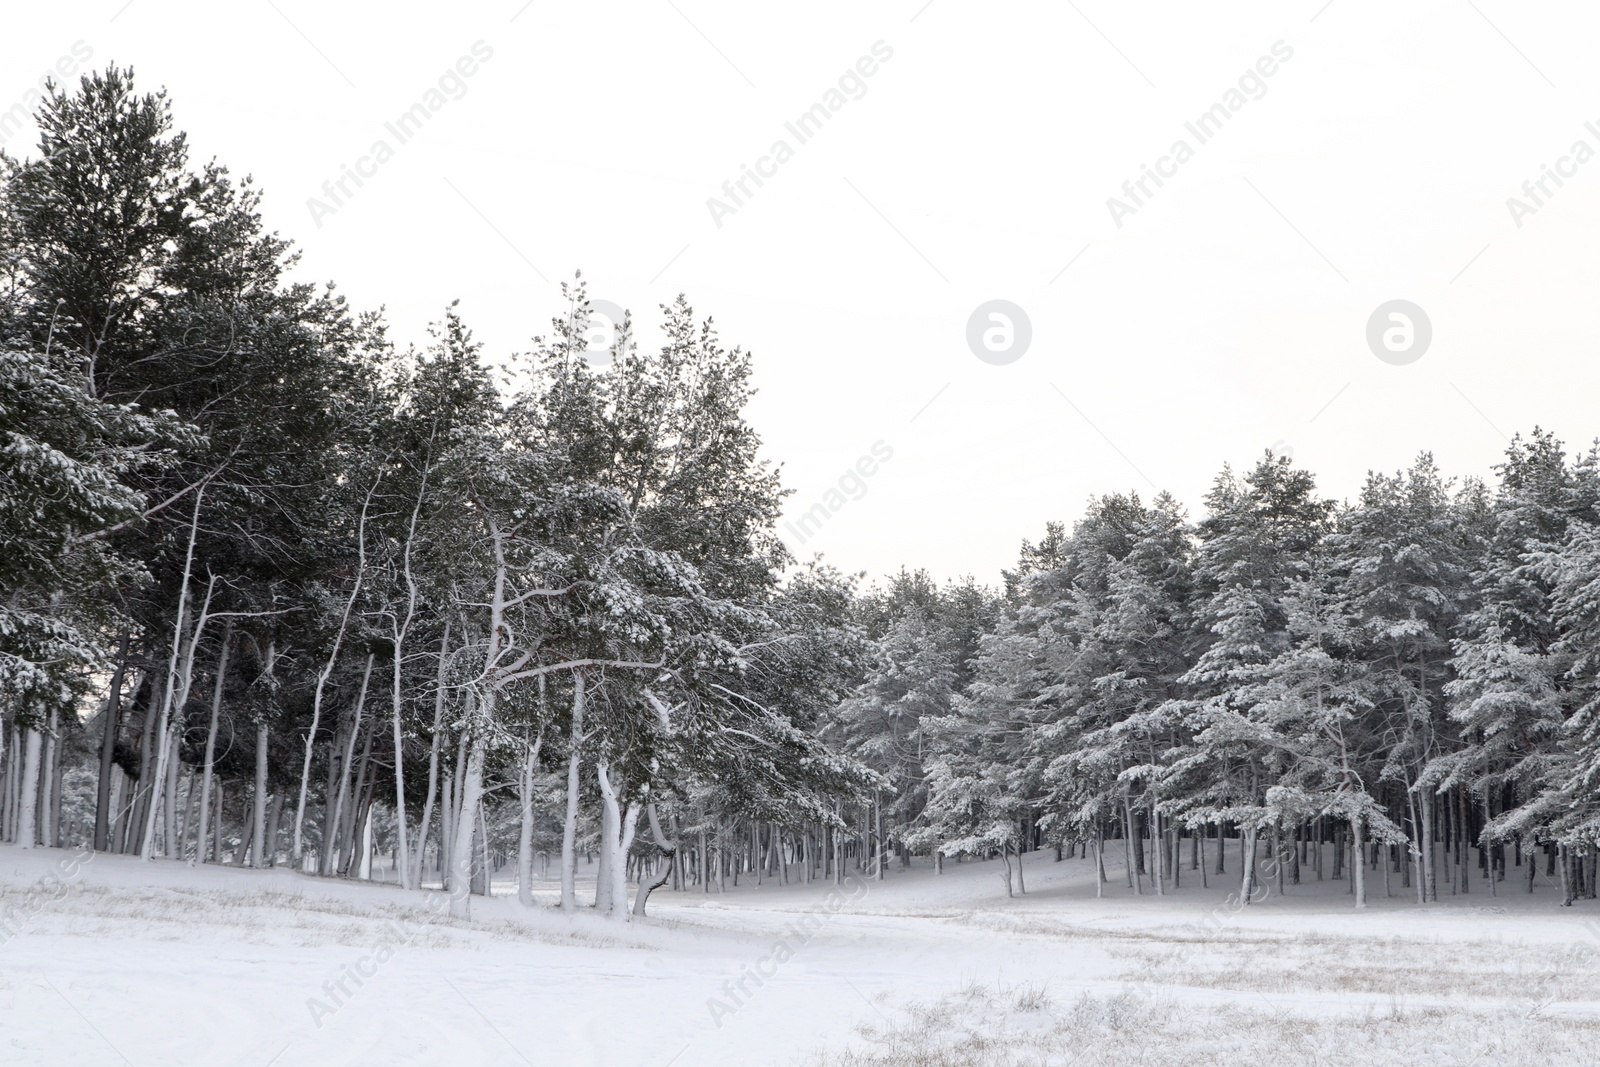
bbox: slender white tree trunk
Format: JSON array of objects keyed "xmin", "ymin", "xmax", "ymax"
[
  {"xmin": 516, "ymin": 737, "xmax": 542, "ymax": 907},
  {"xmin": 193, "ymin": 627, "xmax": 232, "ymax": 865},
  {"xmin": 1239, "ymin": 825, "xmax": 1259, "ymax": 904},
  {"xmin": 411, "ymin": 625, "xmax": 450, "ymax": 889},
  {"xmin": 389, "ymin": 648, "xmax": 412, "ymax": 890},
  {"xmin": 618, "ymin": 802, "xmax": 641, "ymax": 918},
  {"xmin": 324, "ymin": 653, "xmax": 374, "ymax": 875},
  {"xmin": 16, "ymin": 727, "xmax": 42, "ymax": 849},
  {"xmin": 39, "ymin": 710, "xmax": 58, "ymax": 848},
  {"xmin": 1123, "ymin": 797, "xmax": 1138, "ymax": 893},
  {"xmin": 1419, "ymin": 789, "xmax": 1436, "ymax": 903},
  {"xmin": 142, "ymin": 492, "xmax": 208, "ymax": 861},
  {"xmin": 162, "ymin": 725, "xmax": 181, "ymax": 858},
  {"xmin": 595, "ymin": 762, "xmax": 618, "ymax": 913},
  {"xmin": 559, "ymin": 672, "xmax": 586, "ymax": 913},
  {"xmin": 1151, "ymin": 806, "xmax": 1164, "ymax": 896},
  {"xmin": 250, "ymin": 721, "xmax": 269, "ymax": 867},
  {"xmin": 293, "ymin": 476, "xmax": 379, "ymax": 864},
  {"xmin": 1352, "ymin": 815, "xmax": 1368, "ymax": 909},
  {"xmin": 359, "ymin": 808, "xmax": 374, "ymax": 880},
  {"xmin": 446, "ymin": 732, "xmax": 485, "ymax": 919},
  {"xmin": 387, "ymin": 458, "xmax": 432, "ymax": 890}
]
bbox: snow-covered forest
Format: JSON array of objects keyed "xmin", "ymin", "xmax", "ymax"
[
  {"xmin": 6, "ymin": 68, "xmax": 1600, "ymax": 922},
  {"xmin": 6, "ymin": 65, "xmax": 1600, "ymax": 1066}
]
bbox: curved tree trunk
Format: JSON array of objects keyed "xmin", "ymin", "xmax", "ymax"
[{"xmin": 633, "ymin": 804, "xmax": 677, "ymax": 918}]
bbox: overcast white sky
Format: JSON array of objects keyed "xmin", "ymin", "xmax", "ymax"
[{"xmin": 7, "ymin": 2, "xmax": 1599, "ymax": 585}]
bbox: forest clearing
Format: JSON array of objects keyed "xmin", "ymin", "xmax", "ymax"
[
  {"xmin": 3, "ymin": 838, "xmax": 1597, "ymax": 1066},
  {"xmin": 8, "ymin": 7, "xmax": 1600, "ymax": 1065}
]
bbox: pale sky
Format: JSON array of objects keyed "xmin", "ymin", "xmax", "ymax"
[{"xmin": 6, "ymin": 2, "xmax": 1599, "ymax": 586}]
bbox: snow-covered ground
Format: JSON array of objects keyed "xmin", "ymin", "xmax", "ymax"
[{"xmin": 3, "ymin": 843, "xmax": 1598, "ymax": 1066}]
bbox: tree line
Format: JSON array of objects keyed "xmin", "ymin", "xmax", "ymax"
[
  {"xmin": 4, "ymin": 69, "xmax": 1598, "ymax": 918},
  {"xmin": 0, "ymin": 68, "xmax": 878, "ymax": 919},
  {"xmin": 843, "ymin": 443, "xmax": 1600, "ymax": 908}
]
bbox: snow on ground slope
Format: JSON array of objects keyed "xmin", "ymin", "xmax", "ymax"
[{"xmin": 2, "ymin": 843, "xmax": 1598, "ymax": 1066}]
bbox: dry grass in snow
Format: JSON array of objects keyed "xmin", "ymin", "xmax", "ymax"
[{"xmin": 808, "ymin": 979, "xmax": 1600, "ymax": 1067}]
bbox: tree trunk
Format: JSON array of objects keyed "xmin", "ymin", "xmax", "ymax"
[
  {"xmin": 358, "ymin": 795, "xmax": 375, "ymax": 880},
  {"xmin": 326, "ymin": 659, "xmax": 372, "ymax": 876},
  {"xmin": 1420, "ymin": 789, "xmax": 1436, "ymax": 903},
  {"xmin": 325, "ymin": 653, "xmax": 374, "ymax": 876},
  {"xmin": 263, "ymin": 793, "xmax": 282, "ymax": 867},
  {"xmin": 161, "ymin": 723, "xmax": 181, "ymax": 858},
  {"xmin": 250, "ymin": 721, "xmax": 269, "ymax": 867},
  {"xmin": 595, "ymin": 759, "xmax": 639, "ymax": 921},
  {"xmin": 559, "ymin": 671, "xmax": 586, "ymax": 913},
  {"xmin": 1351, "ymin": 816, "xmax": 1367, "ymax": 908},
  {"xmin": 700, "ymin": 826, "xmax": 710, "ymax": 894},
  {"xmin": 339, "ymin": 714, "xmax": 375, "ymax": 877},
  {"xmin": 1124, "ymin": 797, "xmax": 1140, "ymax": 893},
  {"xmin": 1151, "ymin": 807, "xmax": 1165, "ymax": 896},
  {"xmin": 1094, "ymin": 827, "xmax": 1104, "ymax": 898},
  {"xmin": 389, "ymin": 646, "xmax": 412, "ymax": 890},
  {"xmin": 16, "ymin": 727, "xmax": 42, "ymax": 849},
  {"xmin": 178, "ymin": 767, "xmax": 197, "ymax": 858},
  {"xmin": 292, "ymin": 480, "xmax": 376, "ymax": 865},
  {"xmin": 410, "ymin": 625, "xmax": 450, "ymax": 889},
  {"xmin": 93, "ymin": 628, "xmax": 131, "ymax": 851},
  {"xmin": 1239, "ymin": 825, "xmax": 1259, "ymax": 904},
  {"xmin": 874, "ymin": 797, "xmax": 884, "ymax": 879},
  {"xmin": 633, "ymin": 804, "xmax": 677, "ymax": 918},
  {"xmin": 193, "ymin": 628, "xmax": 232, "ymax": 865},
  {"xmin": 129, "ymin": 673, "xmax": 162, "ymax": 854},
  {"xmin": 41, "ymin": 708, "xmax": 60, "ymax": 847},
  {"xmin": 141, "ymin": 493, "xmax": 208, "ymax": 861},
  {"xmin": 595, "ymin": 763, "xmax": 621, "ymax": 912},
  {"xmin": 212, "ymin": 781, "xmax": 224, "ymax": 863},
  {"xmin": 516, "ymin": 736, "xmax": 541, "ymax": 907},
  {"xmin": 446, "ymin": 730, "xmax": 486, "ymax": 919}
]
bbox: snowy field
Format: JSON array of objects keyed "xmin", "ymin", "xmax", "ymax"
[{"xmin": 4, "ymin": 843, "xmax": 1599, "ymax": 1066}]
